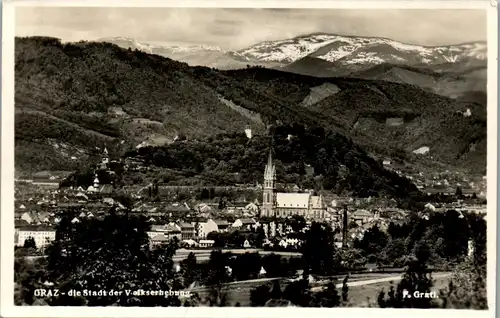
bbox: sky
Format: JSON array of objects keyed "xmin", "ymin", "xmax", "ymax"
[{"xmin": 15, "ymin": 7, "xmax": 487, "ymax": 50}]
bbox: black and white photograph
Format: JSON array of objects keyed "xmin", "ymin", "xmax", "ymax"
[{"xmin": 1, "ymin": 0, "xmax": 497, "ymax": 316}]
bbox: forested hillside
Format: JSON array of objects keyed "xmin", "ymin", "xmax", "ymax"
[{"xmin": 15, "ymin": 37, "xmax": 485, "ymax": 176}]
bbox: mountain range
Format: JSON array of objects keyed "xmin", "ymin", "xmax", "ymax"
[
  {"xmin": 100, "ymin": 34, "xmax": 487, "ymax": 103},
  {"xmin": 14, "ymin": 36, "xmax": 486, "ymax": 185}
]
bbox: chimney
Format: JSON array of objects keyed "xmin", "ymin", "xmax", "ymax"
[{"xmin": 342, "ymin": 205, "xmax": 348, "ymax": 249}]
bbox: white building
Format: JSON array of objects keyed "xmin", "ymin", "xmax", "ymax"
[
  {"xmin": 16, "ymin": 225, "xmax": 56, "ymax": 248},
  {"xmin": 261, "ymin": 150, "xmax": 327, "ymax": 220},
  {"xmin": 196, "ymin": 219, "xmax": 219, "ymax": 239},
  {"xmin": 199, "ymin": 240, "xmax": 215, "ymax": 248}
]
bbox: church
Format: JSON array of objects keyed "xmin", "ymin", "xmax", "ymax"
[{"xmin": 261, "ymin": 150, "xmax": 327, "ymax": 220}]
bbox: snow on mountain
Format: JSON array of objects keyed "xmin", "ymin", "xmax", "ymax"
[
  {"xmin": 236, "ymin": 34, "xmax": 340, "ymax": 64},
  {"xmin": 98, "ymin": 37, "xmax": 227, "ymax": 55},
  {"xmin": 237, "ymin": 33, "xmax": 487, "ymax": 67},
  {"xmin": 97, "ymin": 34, "xmax": 486, "ymax": 71}
]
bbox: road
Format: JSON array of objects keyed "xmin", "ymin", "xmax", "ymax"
[
  {"xmin": 23, "ymin": 249, "xmax": 301, "ymax": 263},
  {"xmin": 187, "ymin": 271, "xmax": 413, "ymax": 293},
  {"xmin": 311, "ymin": 272, "xmax": 452, "ymax": 292},
  {"xmin": 173, "ymin": 249, "xmax": 301, "ymax": 262}
]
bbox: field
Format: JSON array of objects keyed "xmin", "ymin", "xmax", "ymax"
[
  {"xmin": 345, "ymin": 274, "xmax": 451, "ymax": 307},
  {"xmin": 194, "ymin": 272, "xmax": 452, "ymax": 307}
]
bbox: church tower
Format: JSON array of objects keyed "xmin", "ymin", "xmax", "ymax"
[{"xmin": 262, "ymin": 149, "xmax": 276, "ymax": 217}]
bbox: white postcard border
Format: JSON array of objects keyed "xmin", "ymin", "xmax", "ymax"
[{"xmin": 1, "ymin": 1, "xmax": 497, "ymax": 317}]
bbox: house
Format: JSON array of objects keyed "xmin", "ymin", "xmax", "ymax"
[
  {"xmin": 195, "ymin": 203, "xmax": 212, "ymax": 213},
  {"xmin": 150, "ymin": 233, "xmax": 169, "ymax": 247},
  {"xmin": 20, "ymin": 212, "xmax": 33, "ymax": 224},
  {"xmin": 179, "ymin": 222, "xmax": 196, "ymax": 240},
  {"xmin": 351, "ymin": 209, "xmax": 373, "ymax": 224},
  {"xmin": 212, "ymin": 219, "xmax": 230, "ymax": 232},
  {"xmin": 38, "ymin": 212, "xmax": 51, "ymax": 224},
  {"xmin": 278, "ymin": 239, "xmax": 288, "ymax": 248},
  {"xmin": 199, "ymin": 240, "xmax": 215, "ymax": 248},
  {"xmin": 259, "ymin": 266, "xmax": 267, "ymax": 276},
  {"xmin": 103, "ymin": 197, "xmax": 115, "ymax": 205},
  {"xmin": 99, "ymin": 184, "xmax": 114, "ymax": 194},
  {"xmin": 232, "ymin": 218, "xmax": 256, "ymax": 230},
  {"xmin": 181, "ymin": 239, "xmax": 199, "ymax": 247},
  {"xmin": 243, "ymin": 239, "xmax": 251, "ymax": 248},
  {"xmin": 164, "ymin": 203, "xmax": 191, "ymax": 215},
  {"xmin": 16, "ymin": 225, "xmax": 56, "ymax": 248},
  {"xmin": 197, "ymin": 219, "xmax": 219, "ymax": 239},
  {"xmin": 382, "ymin": 159, "xmax": 392, "ymax": 166},
  {"xmin": 244, "ymin": 202, "xmax": 259, "ymax": 214},
  {"xmin": 226, "ymin": 202, "xmax": 248, "ymax": 214},
  {"xmin": 147, "ymin": 224, "xmax": 181, "ymax": 244},
  {"xmin": 75, "ymin": 192, "xmax": 89, "ymax": 201}
]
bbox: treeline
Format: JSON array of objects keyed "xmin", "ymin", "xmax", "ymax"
[
  {"xmin": 353, "ymin": 210, "xmax": 486, "ymax": 269},
  {"xmin": 376, "ymin": 210, "xmax": 487, "ymax": 309}
]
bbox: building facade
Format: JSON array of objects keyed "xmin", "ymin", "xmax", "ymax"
[
  {"xmin": 16, "ymin": 225, "xmax": 56, "ymax": 248},
  {"xmin": 261, "ymin": 150, "xmax": 327, "ymax": 220}
]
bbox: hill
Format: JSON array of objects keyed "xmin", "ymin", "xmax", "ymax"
[
  {"xmin": 284, "ymin": 58, "xmax": 486, "ymax": 102},
  {"xmin": 15, "ymin": 37, "xmax": 485, "ymax": 178},
  {"xmin": 100, "ymin": 34, "xmax": 487, "ymax": 102},
  {"xmin": 15, "ymin": 37, "xmax": 271, "ymax": 172},
  {"xmin": 218, "ymin": 67, "xmax": 486, "ymax": 174}
]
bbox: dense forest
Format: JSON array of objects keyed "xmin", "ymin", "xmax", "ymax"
[{"xmin": 15, "ymin": 37, "xmax": 485, "ymax": 174}]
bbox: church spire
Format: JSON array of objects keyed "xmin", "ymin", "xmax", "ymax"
[
  {"xmin": 262, "ymin": 141, "xmax": 276, "ymax": 218},
  {"xmin": 264, "ymin": 145, "xmax": 276, "ymax": 182},
  {"xmin": 267, "ymin": 148, "xmax": 273, "ymax": 168}
]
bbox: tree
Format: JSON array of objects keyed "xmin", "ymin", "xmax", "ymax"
[
  {"xmin": 269, "ymin": 280, "xmax": 282, "ymax": 299},
  {"xmin": 438, "ymin": 213, "xmax": 487, "ymax": 309},
  {"xmin": 23, "ymin": 237, "xmax": 36, "ymax": 249},
  {"xmin": 250, "ymin": 284, "xmax": 271, "ymax": 306},
  {"xmin": 283, "ymin": 279, "xmax": 312, "ymax": 307},
  {"xmin": 340, "ymin": 248, "xmax": 366, "ymax": 269},
  {"xmin": 41, "ymin": 213, "xmax": 181, "ymax": 306},
  {"xmin": 439, "ymin": 258, "xmax": 487, "ymax": 309},
  {"xmin": 341, "ymin": 275, "xmax": 349, "ymax": 303},
  {"xmin": 231, "ymin": 252, "xmax": 262, "ymax": 281},
  {"xmin": 206, "ymin": 250, "xmax": 231, "ymax": 306},
  {"xmin": 354, "ymin": 225, "xmax": 389, "ymax": 264},
  {"xmin": 180, "ymin": 252, "xmax": 197, "ymax": 288},
  {"xmin": 378, "ymin": 241, "xmax": 436, "ymax": 308},
  {"xmin": 200, "ymin": 188, "xmax": 210, "ymax": 200},
  {"xmin": 286, "ymin": 215, "xmax": 306, "ymax": 232},
  {"xmin": 251, "ymin": 227, "xmax": 266, "ymax": 248},
  {"xmin": 262, "ymin": 253, "xmax": 283, "ymax": 278},
  {"xmin": 310, "ymin": 281, "xmax": 341, "ymax": 307},
  {"xmin": 301, "ymin": 222, "xmax": 340, "ymax": 276},
  {"xmin": 113, "ymin": 193, "xmax": 135, "ymax": 209},
  {"xmin": 218, "ymin": 196, "xmax": 227, "ymax": 210}
]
